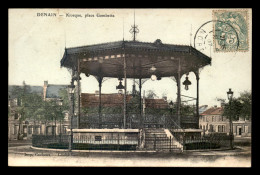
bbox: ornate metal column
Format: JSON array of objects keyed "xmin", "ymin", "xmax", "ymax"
[
  {"xmin": 68, "ymin": 70, "xmax": 76, "ymax": 152},
  {"xmin": 77, "ymin": 59, "xmax": 81, "ymax": 129},
  {"xmin": 123, "ymin": 43, "xmax": 127, "ymax": 129},
  {"xmin": 176, "ymin": 58, "xmax": 181, "ymax": 126},
  {"xmin": 139, "ymin": 78, "xmax": 143, "ymax": 129},
  {"xmin": 97, "ymin": 76, "xmax": 103, "ymax": 129},
  {"xmin": 194, "ymin": 69, "xmax": 200, "ymax": 129}
]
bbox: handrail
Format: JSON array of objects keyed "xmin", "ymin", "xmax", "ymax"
[{"xmin": 166, "ymin": 115, "xmax": 185, "ymax": 132}]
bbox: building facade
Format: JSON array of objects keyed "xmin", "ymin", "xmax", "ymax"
[
  {"xmin": 8, "ymin": 81, "xmax": 70, "ymax": 140},
  {"xmin": 199, "ymin": 106, "xmax": 251, "ymax": 137}
]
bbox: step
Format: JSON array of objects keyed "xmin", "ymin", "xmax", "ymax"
[
  {"xmin": 144, "ymin": 129, "xmax": 165, "ymax": 131},
  {"xmin": 146, "ymin": 135, "xmax": 168, "ymax": 137},
  {"xmin": 145, "ymin": 145, "xmax": 179, "ymax": 149},
  {"xmin": 145, "ymin": 138, "xmax": 169, "ymax": 141},
  {"xmin": 144, "ymin": 128, "xmax": 183, "ymax": 151},
  {"xmin": 144, "ymin": 130, "xmax": 165, "ymax": 132}
]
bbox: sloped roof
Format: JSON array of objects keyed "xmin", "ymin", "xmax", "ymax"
[
  {"xmin": 81, "ymin": 93, "xmax": 133, "ymax": 108},
  {"xmin": 81, "ymin": 93, "xmax": 169, "ymax": 109},
  {"xmin": 8, "ymin": 85, "xmax": 43, "ymax": 98},
  {"xmin": 64, "ymin": 40, "xmax": 191, "ymax": 55},
  {"xmin": 46, "ymin": 84, "xmax": 67, "ymax": 98},
  {"xmin": 201, "ymin": 107, "xmax": 223, "ymax": 115},
  {"xmin": 145, "ymin": 98, "xmax": 169, "ymax": 109},
  {"xmin": 61, "ymin": 40, "xmax": 211, "ymax": 79},
  {"xmin": 199, "ymin": 105, "xmax": 208, "ymax": 114}
]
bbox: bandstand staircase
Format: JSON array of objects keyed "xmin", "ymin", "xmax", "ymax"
[{"xmin": 144, "ymin": 128, "xmax": 183, "ymax": 152}]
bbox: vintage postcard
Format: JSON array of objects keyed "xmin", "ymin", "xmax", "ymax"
[{"xmin": 8, "ymin": 8, "xmax": 252, "ymax": 167}]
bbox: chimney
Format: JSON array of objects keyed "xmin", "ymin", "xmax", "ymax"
[
  {"xmin": 214, "ymin": 105, "xmax": 217, "ymax": 108},
  {"xmin": 43, "ymin": 81, "xmax": 48, "ymax": 101},
  {"xmin": 44, "ymin": 81, "xmax": 48, "ymax": 87},
  {"xmin": 221, "ymin": 102, "xmax": 225, "ymax": 107},
  {"xmin": 95, "ymin": 90, "xmax": 99, "ymax": 96},
  {"xmin": 162, "ymin": 96, "xmax": 167, "ymax": 101}
]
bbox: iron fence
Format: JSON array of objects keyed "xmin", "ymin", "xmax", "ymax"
[
  {"xmin": 170, "ymin": 131, "xmax": 231, "ymax": 150},
  {"xmin": 32, "ymin": 134, "xmax": 70, "ymax": 149},
  {"xmin": 154, "ymin": 136, "xmax": 177, "ymax": 151},
  {"xmin": 79, "ymin": 114, "xmax": 198, "ymax": 130},
  {"xmin": 144, "ymin": 133, "xmax": 181, "ymax": 152},
  {"xmin": 32, "ymin": 134, "xmax": 139, "ymax": 151}
]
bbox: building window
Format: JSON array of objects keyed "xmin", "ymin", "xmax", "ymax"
[
  {"xmin": 212, "ymin": 116, "xmax": 214, "ymax": 122},
  {"xmin": 13, "ymin": 125, "xmax": 16, "ymax": 135},
  {"xmin": 209, "ymin": 125, "xmax": 213, "ymax": 132},
  {"xmin": 63, "ymin": 126, "xmax": 67, "ymax": 134},
  {"xmin": 14, "ymin": 113, "xmax": 19, "ymax": 120},
  {"xmin": 14, "ymin": 99, "xmax": 18, "ymax": 106},
  {"xmin": 46, "ymin": 126, "xmax": 53, "ymax": 135},
  {"xmin": 28, "ymin": 126, "xmax": 33, "ymax": 134},
  {"xmin": 222, "ymin": 125, "xmax": 225, "ymax": 133},
  {"xmin": 35, "ymin": 126, "xmax": 40, "ymax": 134},
  {"xmin": 245, "ymin": 126, "xmax": 249, "ymax": 133},
  {"xmin": 203, "ymin": 116, "xmax": 205, "ymax": 122},
  {"xmin": 218, "ymin": 125, "xmax": 221, "ymax": 132},
  {"xmin": 14, "ymin": 125, "xmax": 19, "ymax": 135}
]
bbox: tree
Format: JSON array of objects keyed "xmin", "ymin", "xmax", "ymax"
[
  {"xmin": 146, "ymin": 90, "xmax": 158, "ymax": 99},
  {"xmin": 127, "ymin": 94, "xmax": 141, "ymax": 114},
  {"xmin": 237, "ymin": 91, "xmax": 251, "ymax": 120},
  {"xmin": 58, "ymin": 89, "xmax": 70, "ymax": 110},
  {"xmin": 9, "ymin": 82, "xmax": 32, "ymax": 139},
  {"xmin": 222, "ymin": 90, "xmax": 251, "ymax": 120},
  {"xmin": 180, "ymin": 104, "xmax": 196, "ymax": 116}
]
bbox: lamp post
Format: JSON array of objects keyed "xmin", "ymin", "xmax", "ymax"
[
  {"xmin": 58, "ymin": 99, "xmax": 63, "ymax": 141},
  {"xmin": 116, "ymin": 78, "xmax": 125, "ymax": 128},
  {"xmin": 227, "ymin": 88, "xmax": 234, "ymax": 149},
  {"xmin": 169, "ymin": 101, "xmax": 174, "ymax": 115},
  {"xmin": 68, "ymin": 82, "xmax": 75, "ymax": 152},
  {"xmin": 168, "ymin": 101, "xmax": 174, "ymax": 129}
]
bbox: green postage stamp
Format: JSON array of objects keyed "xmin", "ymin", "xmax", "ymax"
[{"xmin": 212, "ymin": 10, "xmax": 249, "ymax": 52}]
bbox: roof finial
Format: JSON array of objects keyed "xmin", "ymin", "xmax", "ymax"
[
  {"xmin": 210, "ymin": 44, "xmax": 212, "ymax": 58},
  {"xmin": 134, "ymin": 9, "xmax": 135, "ymax": 26},
  {"xmin": 129, "ymin": 10, "xmax": 139, "ymax": 41},
  {"xmin": 190, "ymin": 24, "xmax": 192, "ymax": 46},
  {"xmin": 123, "ymin": 17, "xmax": 125, "ymax": 41},
  {"xmin": 64, "ymin": 28, "xmax": 67, "ymax": 49}
]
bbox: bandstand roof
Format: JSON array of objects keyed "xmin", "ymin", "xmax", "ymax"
[{"xmin": 60, "ymin": 40, "xmax": 211, "ymax": 79}]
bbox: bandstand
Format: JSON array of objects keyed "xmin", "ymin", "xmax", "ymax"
[{"xmin": 60, "ymin": 25, "xmax": 211, "ymax": 131}]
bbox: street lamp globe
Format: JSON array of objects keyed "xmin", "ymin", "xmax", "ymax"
[
  {"xmin": 227, "ymin": 88, "xmax": 234, "ymax": 101},
  {"xmin": 151, "ymin": 74, "xmax": 157, "ymax": 81},
  {"xmin": 182, "ymin": 76, "xmax": 192, "ymax": 90},
  {"xmin": 68, "ymin": 84, "xmax": 75, "ymax": 94},
  {"xmin": 116, "ymin": 80, "xmax": 125, "ymax": 90},
  {"xmin": 169, "ymin": 101, "xmax": 174, "ymax": 109}
]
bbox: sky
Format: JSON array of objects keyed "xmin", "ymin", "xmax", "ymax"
[{"xmin": 8, "ymin": 9, "xmax": 252, "ymax": 107}]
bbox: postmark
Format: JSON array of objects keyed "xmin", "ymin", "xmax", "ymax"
[
  {"xmin": 212, "ymin": 10, "xmax": 249, "ymax": 52},
  {"xmin": 194, "ymin": 20, "xmax": 239, "ymax": 56}
]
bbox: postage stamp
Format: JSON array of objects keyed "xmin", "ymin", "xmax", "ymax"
[{"xmin": 212, "ymin": 9, "xmax": 249, "ymax": 52}]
